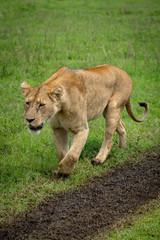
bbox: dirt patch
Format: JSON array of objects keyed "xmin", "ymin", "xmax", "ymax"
[{"xmin": 0, "ymin": 148, "xmax": 160, "ymax": 240}]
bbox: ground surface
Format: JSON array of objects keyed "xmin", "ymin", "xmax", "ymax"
[{"xmin": 0, "ymin": 149, "xmax": 159, "ymax": 240}]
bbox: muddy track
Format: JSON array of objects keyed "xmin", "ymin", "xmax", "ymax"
[{"xmin": 0, "ymin": 149, "xmax": 160, "ymax": 240}]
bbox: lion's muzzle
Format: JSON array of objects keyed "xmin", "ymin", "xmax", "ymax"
[{"xmin": 29, "ymin": 123, "xmax": 43, "ymax": 132}]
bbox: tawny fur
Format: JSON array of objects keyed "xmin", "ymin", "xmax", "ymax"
[{"xmin": 21, "ymin": 65, "xmax": 149, "ymax": 176}]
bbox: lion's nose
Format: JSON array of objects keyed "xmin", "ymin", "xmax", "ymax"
[{"xmin": 26, "ymin": 118, "xmax": 35, "ymax": 123}]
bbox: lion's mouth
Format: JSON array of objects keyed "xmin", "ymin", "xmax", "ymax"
[{"xmin": 29, "ymin": 123, "xmax": 43, "ymax": 131}]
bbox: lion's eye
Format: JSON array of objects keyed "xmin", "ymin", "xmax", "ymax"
[
  {"xmin": 39, "ymin": 103, "xmax": 45, "ymax": 108},
  {"xmin": 26, "ymin": 102, "xmax": 30, "ymax": 106}
]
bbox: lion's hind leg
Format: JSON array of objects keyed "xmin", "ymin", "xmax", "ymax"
[
  {"xmin": 116, "ymin": 120, "xmax": 126, "ymax": 148},
  {"xmin": 92, "ymin": 99, "xmax": 125, "ymax": 165}
]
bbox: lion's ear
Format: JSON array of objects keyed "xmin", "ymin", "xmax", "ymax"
[
  {"xmin": 20, "ymin": 82, "xmax": 31, "ymax": 97},
  {"xmin": 49, "ymin": 86, "xmax": 64, "ymax": 101}
]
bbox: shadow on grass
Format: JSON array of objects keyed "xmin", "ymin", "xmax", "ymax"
[{"xmin": 80, "ymin": 138, "xmax": 102, "ymax": 160}]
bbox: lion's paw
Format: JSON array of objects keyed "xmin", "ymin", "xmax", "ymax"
[
  {"xmin": 56, "ymin": 157, "xmax": 76, "ymax": 177},
  {"xmin": 91, "ymin": 158, "xmax": 102, "ymax": 166}
]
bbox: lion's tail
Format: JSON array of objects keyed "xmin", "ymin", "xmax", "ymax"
[{"xmin": 126, "ymin": 98, "xmax": 149, "ymax": 122}]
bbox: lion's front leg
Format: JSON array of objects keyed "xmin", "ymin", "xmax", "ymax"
[
  {"xmin": 51, "ymin": 128, "xmax": 69, "ymax": 161},
  {"xmin": 57, "ymin": 126, "xmax": 89, "ymax": 176}
]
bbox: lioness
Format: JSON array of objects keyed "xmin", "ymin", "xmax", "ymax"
[{"xmin": 21, "ymin": 65, "xmax": 148, "ymax": 176}]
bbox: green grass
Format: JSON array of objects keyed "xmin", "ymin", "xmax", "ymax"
[
  {"xmin": 0, "ymin": 0, "xmax": 160, "ymax": 225},
  {"xmin": 93, "ymin": 201, "xmax": 160, "ymax": 240},
  {"xmin": 108, "ymin": 208, "xmax": 160, "ymax": 240}
]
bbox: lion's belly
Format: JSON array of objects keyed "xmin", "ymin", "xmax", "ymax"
[
  {"xmin": 86, "ymin": 90, "xmax": 112, "ymax": 121},
  {"xmin": 87, "ymin": 102, "xmax": 108, "ymax": 121},
  {"xmin": 87, "ymin": 108, "xmax": 105, "ymax": 121}
]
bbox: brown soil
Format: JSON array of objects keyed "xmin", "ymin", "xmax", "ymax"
[{"xmin": 0, "ymin": 148, "xmax": 160, "ymax": 240}]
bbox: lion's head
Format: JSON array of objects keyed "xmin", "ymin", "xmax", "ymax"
[{"xmin": 21, "ymin": 81, "xmax": 63, "ymax": 134}]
